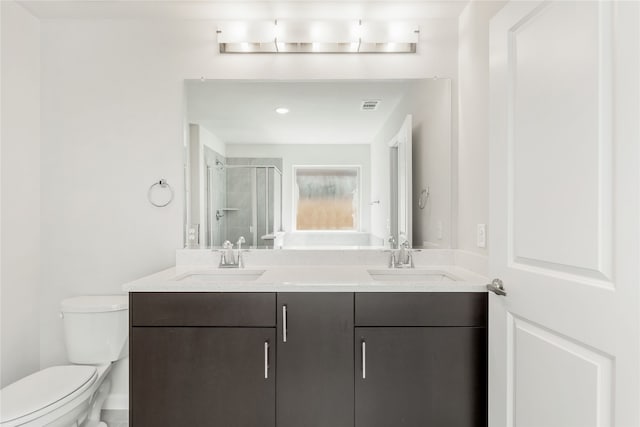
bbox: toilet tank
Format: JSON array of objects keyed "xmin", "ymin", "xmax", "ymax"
[{"xmin": 60, "ymin": 295, "xmax": 129, "ymax": 364}]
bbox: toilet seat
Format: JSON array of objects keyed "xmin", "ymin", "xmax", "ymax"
[{"xmin": 0, "ymin": 365, "xmax": 97, "ymax": 426}]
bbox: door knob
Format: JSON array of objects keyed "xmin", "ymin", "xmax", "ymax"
[{"xmin": 487, "ymin": 278, "xmax": 507, "ymax": 296}]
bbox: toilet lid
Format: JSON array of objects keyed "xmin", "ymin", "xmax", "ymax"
[
  {"xmin": 0, "ymin": 365, "xmax": 97, "ymax": 423},
  {"xmin": 61, "ymin": 295, "xmax": 128, "ymax": 313}
]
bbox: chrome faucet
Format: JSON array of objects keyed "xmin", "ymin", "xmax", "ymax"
[
  {"xmin": 385, "ymin": 235, "xmax": 414, "ymax": 268},
  {"xmin": 218, "ymin": 237, "xmax": 246, "ymax": 268},
  {"xmin": 236, "ymin": 236, "xmax": 245, "ymax": 268},
  {"xmin": 395, "ymin": 241, "xmax": 414, "ymax": 268},
  {"xmin": 386, "ymin": 235, "xmax": 397, "ymax": 268}
]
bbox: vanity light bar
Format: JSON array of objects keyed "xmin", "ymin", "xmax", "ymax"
[{"xmin": 216, "ymin": 20, "xmax": 419, "ymax": 54}]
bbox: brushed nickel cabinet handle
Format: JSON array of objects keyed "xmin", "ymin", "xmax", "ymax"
[
  {"xmin": 264, "ymin": 341, "xmax": 269, "ymax": 379},
  {"xmin": 282, "ymin": 305, "xmax": 288, "ymax": 343},
  {"xmin": 362, "ymin": 339, "xmax": 366, "ymax": 379}
]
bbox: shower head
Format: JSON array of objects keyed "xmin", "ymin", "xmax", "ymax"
[{"xmin": 215, "ymin": 160, "xmax": 225, "ymax": 171}]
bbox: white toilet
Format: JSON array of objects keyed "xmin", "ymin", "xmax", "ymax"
[{"xmin": 0, "ymin": 296, "xmax": 128, "ymax": 427}]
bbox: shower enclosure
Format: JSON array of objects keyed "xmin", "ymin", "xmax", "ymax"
[{"xmin": 205, "ymin": 161, "xmax": 282, "ymax": 249}]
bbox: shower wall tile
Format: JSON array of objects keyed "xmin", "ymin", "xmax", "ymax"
[{"xmin": 223, "ymin": 157, "xmax": 282, "ymax": 248}]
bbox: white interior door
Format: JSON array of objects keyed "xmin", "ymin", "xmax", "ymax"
[
  {"xmin": 394, "ymin": 114, "xmax": 412, "ymax": 246},
  {"xmin": 489, "ymin": 2, "xmax": 639, "ymax": 427}
]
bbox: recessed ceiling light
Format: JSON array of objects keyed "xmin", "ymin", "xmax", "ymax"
[{"xmin": 275, "ymin": 107, "xmax": 290, "ymax": 115}]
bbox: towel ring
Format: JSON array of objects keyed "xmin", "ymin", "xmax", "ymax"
[
  {"xmin": 418, "ymin": 187, "xmax": 430, "ymax": 210},
  {"xmin": 148, "ymin": 179, "xmax": 174, "ymax": 208}
]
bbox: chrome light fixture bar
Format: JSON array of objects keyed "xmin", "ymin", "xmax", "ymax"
[{"xmin": 217, "ymin": 20, "xmax": 419, "ymax": 54}]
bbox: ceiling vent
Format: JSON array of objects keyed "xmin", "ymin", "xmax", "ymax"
[{"xmin": 361, "ymin": 100, "xmax": 380, "ymax": 111}]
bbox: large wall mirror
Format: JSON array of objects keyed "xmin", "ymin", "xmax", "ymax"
[{"xmin": 184, "ymin": 79, "xmax": 451, "ymax": 250}]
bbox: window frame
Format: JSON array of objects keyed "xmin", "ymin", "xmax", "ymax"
[{"xmin": 292, "ymin": 165, "xmax": 362, "ymax": 232}]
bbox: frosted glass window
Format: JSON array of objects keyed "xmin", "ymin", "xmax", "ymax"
[{"xmin": 294, "ymin": 167, "xmax": 359, "ymax": 230}]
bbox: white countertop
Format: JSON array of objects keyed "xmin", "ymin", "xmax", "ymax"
[{"xmin": 123, "ymin": 265, "xmax": 488, "ymax": 293}]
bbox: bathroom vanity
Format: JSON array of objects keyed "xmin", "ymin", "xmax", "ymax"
[{"xmin": 125, "ymin": 255, "xmax": 488, "ymax": 427}]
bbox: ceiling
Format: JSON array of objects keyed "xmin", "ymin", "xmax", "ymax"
[
  {"xmin": 19, "ymin": 1, "xmax": 469, "ymax": 20},
  {"xmin": 186, "ymin": 80, "xmax": 417, "ymax": 145}
]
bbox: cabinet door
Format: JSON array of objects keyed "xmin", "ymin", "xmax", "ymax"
[
  {"xmin": 131, "ymin": 327, "xmax": 275, "ymax": 427},
  {"xmin": 355, "ymin": 327, "xmax": 486, "ymax": 427},
  {"xmin": 277, "ymin": 293, "xmax": 354, "ymax": 427}
]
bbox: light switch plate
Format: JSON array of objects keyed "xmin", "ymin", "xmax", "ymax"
[{"xmin": 477, "ymin": 224, "xmax": 486, "ymax": 248}]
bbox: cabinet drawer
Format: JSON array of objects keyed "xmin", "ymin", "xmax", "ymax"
[
  {"xmin": 355, "ymin": 292, "xmax": 487, "ymax": 327},
  {"xmin": 130, "ymin": 292, "xmax": 276, "ymax": 326}
]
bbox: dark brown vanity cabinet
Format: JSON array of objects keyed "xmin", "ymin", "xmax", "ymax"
[
  {"xmin": 276, "ymin": 293, "xmax": 354, "ymax": 427},
  {"xmin": 130, "ymin": 293, "xmax": 276, "ymax": 427},
  {"xmin": 130, "ymin": 291, "xmax": 487, "ymax": 427},
  {"xmin": 354, "ymin": 293, "xmax": 488, "ymax": 427}
]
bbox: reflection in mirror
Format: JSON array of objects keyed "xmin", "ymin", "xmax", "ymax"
[
  {"xmin": 184, "ymin": 79, "xmax": 451, "ymax": 250},
  {"xmin": 294, "ymin": 166, "xmax": 360, "ymax": 231},
  {"xmin": 389, "ymin": 114, "xmax": 413, "ymax": 247}
]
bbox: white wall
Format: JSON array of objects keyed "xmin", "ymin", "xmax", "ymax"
[
  {"xmin": 188, "ymin": 124, "xmax": 226, "ymax": 246},
  {"xmin": 37, "ymin": 17, "xmax": 457, "ymax": 407},
  {"xmin": 199, "ymin": 125, "xmax": 226, "ymax": 158},
  {"xmin": 226, "ymin": 144, "xmax": 371, "ymax": 233},
  {"xmin": 370, "ymin": 79, "xmax": 452, "ymax": 248},
  {"xmin": 457, "ymin": 0, "xmax": 506, "ymax": 255},
  {"xmin": 411, "ymin": 79, "xmax": 452, "ymax": 248},
  {"xmin": 370, "ymin": 95, "xmax": 407, "ymax": 242},
  {"xmin": 0, "ymin": 0, "xmax": 41, "ymax": 387}
]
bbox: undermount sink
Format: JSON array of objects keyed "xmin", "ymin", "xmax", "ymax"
[
  {"xmin": 367, "ymin": 269, "xmax": 459, "ymax": 282},
  {"xmin": 177, "ymin": 270, "xmax": 266, "ymax": 282}
]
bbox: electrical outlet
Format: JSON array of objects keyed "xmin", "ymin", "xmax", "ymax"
[
  {"xmin": 477, "ymin": 224, "xmax": 486, "ymax": 248},
  {"xmin": 186, "ymin": 224, "xmax": 199, "ymax": 248}
]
